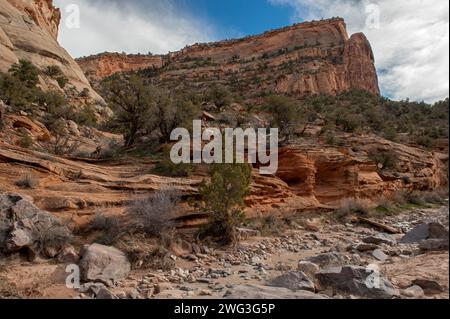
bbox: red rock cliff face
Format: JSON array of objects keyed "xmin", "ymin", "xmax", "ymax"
[
  {"xmin": 0, "ymin": 0, "xmax": 102, "ymax": 101},
  {"xmin": 77, "ymin": 53, "xmax": 164, "ymax": 80},
  {"xmin": 77, "ymin": 18, "xmax": 380, "ymax": 97}
]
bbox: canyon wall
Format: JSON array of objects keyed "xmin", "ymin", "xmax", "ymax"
[
  {"xmin": 0, "ymin": 0, "xmax": 102, "ymax": 101},
  {"xmin": 77, "ymin": 18, "xmax": 380, "ymax": 97}
]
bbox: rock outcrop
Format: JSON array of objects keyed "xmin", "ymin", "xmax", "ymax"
[
  {"xmin": 77, "ymin": 18, "xmax": 380, "ymax": 98},
  {"xmin": 0, "ymin": 0, "xmax": 102, "ymax": 100},
  {"xmin": 0, "ymin": 128, "xmax": 447, "ymax": 226},
  {"xmin": 0, "ymin": 193, "xmax": 71, "ymax": 258},
  {"xmin": 77, "ymin": 53, "xmax": 164, "ymax": 81}
]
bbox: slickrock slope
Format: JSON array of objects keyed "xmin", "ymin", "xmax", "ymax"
[
  {"xmin": 0, "ymin": 0, "xmax": 102, "ymax": 100},
  {"xmin": 0, "ymin": 132, "xmax": 447, "ymax": 225},
  {"xmin": 77, "ymin": 18, "xmax": 380, "ymax": 97}
]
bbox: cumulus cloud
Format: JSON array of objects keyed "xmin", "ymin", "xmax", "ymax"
[
  {"xmin": 269, "ymin": 0, "xmax": 449, "ymax": 103},
  {"xmin": 54, "ymin": 0, "xmax": 215, "ymax": 58}
]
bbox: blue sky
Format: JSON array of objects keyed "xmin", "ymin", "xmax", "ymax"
[
  {"xmin": 55, "ymin": 0, "xmax": 449, "ymax": 103},
  {"xmin": 175, "ymin": 0, "xmax": 296, "ymax": 40}
]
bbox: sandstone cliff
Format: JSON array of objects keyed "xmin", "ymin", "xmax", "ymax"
[
  {"xmin": 77, "ymin": 18, "xmax": 380, "ymax": 97},
  {"xmin": 77, "ymin": 52, "xmax": 164, "ymax": 81},
  {"xmin": 0, "ymin": 0, "xmax": 102, "ymax": 101}
]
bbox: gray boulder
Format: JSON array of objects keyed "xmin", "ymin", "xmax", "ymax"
[
  {"xmin": 0, "ymin": 193, "xmax": 72, "ymax": 259},
  {"xmin": 79, "ymin": 243, "xmax": 131, "ymax": 286},
  {"xmin": 363, "ymin": 233, "xmax": 397, "ymax": 246},
  {"xmin": 268, "ymin": 271, "xmax": 315, "ymax": 292},
  {"xmin": 400, "ymin": 222, "xmax": 448, "ymax": 244},
  {"xmin": 306, "ymin": 252, "xmax": 348, "ymax": 269},
  {"xmin": 316, "ymin": 266, "xmax": 399, "ymax": 299}
]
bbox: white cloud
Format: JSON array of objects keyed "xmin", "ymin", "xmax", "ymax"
[
  {"xmin": 54, "ymin": 0, "xmax": 215, "ymax": 58},
  {"xmin": 269, "ymin": 0, "xmax": 449, "ymax": 103}
]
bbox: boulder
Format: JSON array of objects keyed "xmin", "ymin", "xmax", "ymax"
[
  {"xmin": 0, "ymin": 193, "xmax": 71, "ymax": 258},
  {"xmin": 363, "ymin": 233, "xmax": 397, "ymax": 246},
  {"xmin": 57, "ymin": 245, "xmax": 80, "ymax": 264},
  {"xmin": 401, "ymin": 285, "xmax": 425, "ymax": 299},
  {"xmin": 306, "ymin": 252, "xmax": 348, "ymax": 269},
  {"xmin": 224, "ymin": 284, "xmax": 328, "ymax": 299},
  {"xmin": 412, "ymin": 279, "xmax": 444, "ymax": 295},
  {"xmin": 297, "ymin": 261, "xmax": 320, "ymax": 276},
  {"xmin": 372, "ymin": 249, "xmax": 389, "ymax": 262},
  {"xmin": 267, "ymin": 271, "xmax": 315, "ymax": 292},
  {"xmin": 79, "ymin": 244, "xmax": 131, "ymax": 286},
  {"xmin": 315, "ymin": 266, "xmax": 399, "ymax": 299},
  {"xmin": 418, "ymin": 238, "xmax": 449, "ymax": 252},
  {"xmin": 400, "ymin": 222, "xmax": 449, "ymax": 244}
]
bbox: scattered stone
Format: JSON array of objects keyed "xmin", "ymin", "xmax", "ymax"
[
  {"xmin": 354, "ymin": 243, "xmax": 379, "ymax": 252},
  {"xmin": 297, "ymin": 261, "xmax": 320, "ymax": 277},
  {"xmin": 363, "ymin": 233, "xmax": 397, "ymax": 246},
  {"xmin": 372, "ymin": 249, "xmax": 389, "ymax": 262},
  {"xmin": 79, "ymin": 243, "xmax": 131, "ymax": 287},
  {"xmin": 401, "ymin": 285, "xmax": 425, "ymax": 299},
  {"xmin": 412, "ymin": 279, "xmax": 444, "ymax": 295},
  {"xmin": 268, "ymin": 271, "xmax": 315, "ymax": 292},
  {"xmin": 400, "ymin": 222, "xmax": 449, "ymax": 244},
  {"xmin": 316, "ymin": 266, "xmax": 399, "ymax": 299},
  {"xmin": 306, "ymin": 252, "xmax": 347, "ymax": 269},
  {"xmin": 154, "ymin": 282, "xmax": 174, "ymax": 294},
  {"xmin": 96, "ymin": 287, "xmax": 118, "ymax": 299},
  {"xmin": 199, "ymin": 289, "xmax": 213, "ymax": 296}
]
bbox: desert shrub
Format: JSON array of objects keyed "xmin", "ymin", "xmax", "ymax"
[
  {"xmin": 9, "ymin": 60, "xmax": 39, "ymax": 88},
  {"xmin": 421, "ymin": 191, "xmax": 447, "ymax": 205},
  {"xmin": 38, "ymin": 225, "xmax": 73, "ymax": 253},
  {"xmin": 217, "ymin": 112, "xmax": 238, "ymax": 126},
  {"xmin": 44, "ymin": 65, "xmax": 63, "ymax": 77},
  {"xmin": 152, "ymin": 149, "xmax": 194, "ymax": 177},
  {"xmin": 383, "ymin": 126, "xmax": 398, "ymax": 142},
  {"xmin": 0, "ymin": 73, "xmax": 38, "ymax": 111},
  {"xmin": 46, "ymin": 118, "xmax": 80, "ymax": 155},
  {"xmin": 401, "ymin": 176, "xmax": 412, "ymax": 185},
  {"xmin": 43, "ymin": 65, "xmax": 68, "ymax": 89},
  {"xmin": 129, "ymin": 245, "xmax": 175, "ymax": 271},
  {"xmin": 56, "ymin": 76, "xmax": 69, "ymax": 89},
  {"xmin": 206, "ymin": 84, "xmax": 233, "ymax": 110},
  {"xmin": 324, "ymin": 132, "xmax": 336, "ymax": 145},
  {"xmin": 264, "ymin": 95, "xmax": 308, "ymax": 140},
  {"xmin": 70, "ymin": 106, "xmax": 98, "ymax": 127},
  {"xmin": 15, "ymin": 174, "xmax": 39, "ymax": 189},
  {"xmin": 336, "ymin": 112, "xmax": 361, "ymax": 133},
  {"xmin": 96, "ymin": 139, "xmax": 124, "ymax": 159},
  {"xmin": 18, "ymin": 133, "xmax": 33, "ymax": 149},
  {"xmin": 375, "ymin": 197, "xmax": 395, "ymax": 214},
  {"xmin": 369, "ymin": 151, "xmax": 398, "ymax": 170},
  {"xmin": 404, "ymin": 191, "xmax": 426, "ymax": 206},
  {"xmin": 337, "ymin": 198, "xmax": 372, "ymax": 217},
  {"xmin": 198, "ymin": 163, "xmax": 252, "ymax": 245},
  {"xmin": 127, "ymin": 190, "xmax": 180, "ymax": 237},
  {"xmin": 89, "ymin": 212, "xmax": 123, "ymax": 245}
]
